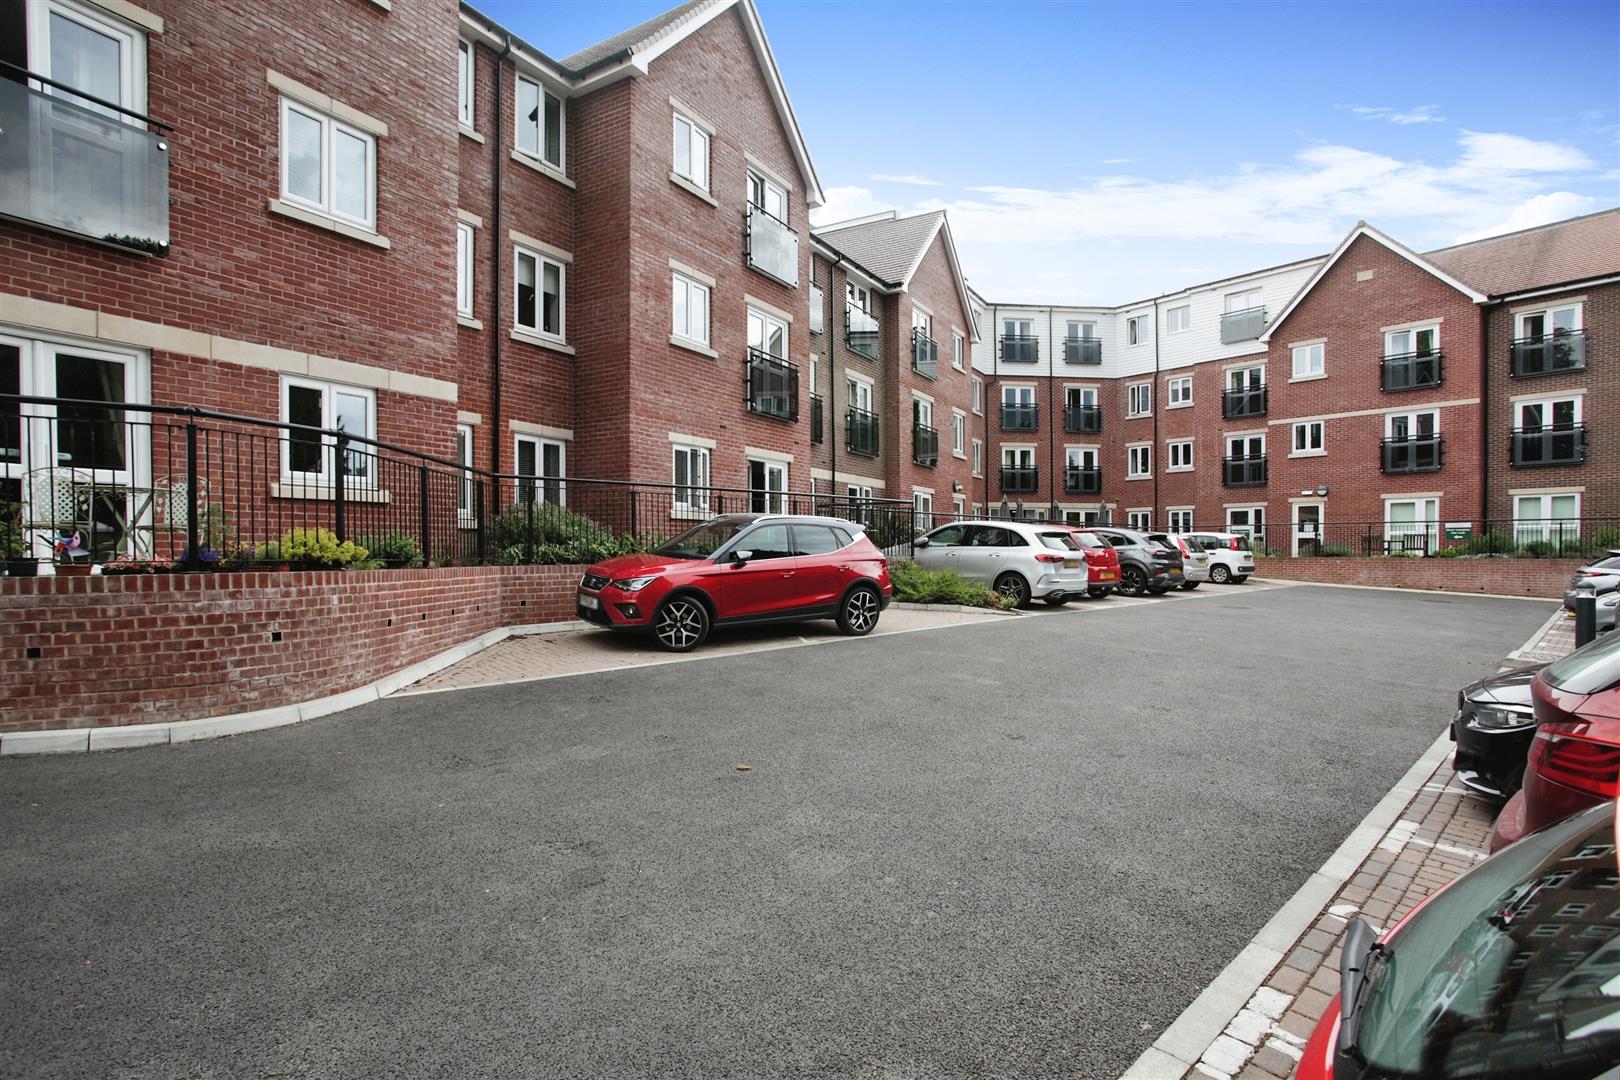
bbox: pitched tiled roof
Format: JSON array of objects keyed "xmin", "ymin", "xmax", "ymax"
[
  {"xmin": 560, "ymin": 0, "xmax": 714, "ymax": 70},
  {"xmin": 814, "ymin": 211, "xmax": 945, "ymax": 286},
  {"xmin": 1425, "ymin": 209, "xmax": 1620, "ymax": 297}
]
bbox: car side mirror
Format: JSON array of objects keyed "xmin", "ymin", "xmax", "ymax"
[
  {"xmin": 731, "ymin": 549, "xmax": 753, "ymax": 567},
  {"xmin": 915, "ymin": 537, "xmax": 931, "ymax": 548}
]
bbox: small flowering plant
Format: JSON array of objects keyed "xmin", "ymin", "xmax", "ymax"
[{"xmin": 101, "ymin": 553, "xmax": 170, "ymax": 575}]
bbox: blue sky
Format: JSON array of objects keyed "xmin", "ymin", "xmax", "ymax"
[{"xmin": 477, "ymin": 0, "xmax": 1620, "ymax": 302}]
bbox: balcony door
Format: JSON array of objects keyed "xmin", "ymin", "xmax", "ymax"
[
  {"xmin": 1228, "ymin": 365, "xmax": 1263, "ymax": 392},
  {"xmin": 847, "ymin": 376, "xmax": 872, "ymax": 414},
  {"xmin": 1227, "ymin": 434, "xmax": 1263, "ymax": 460},
  {"xmin": 748, "ymin": 458, "xmax": 787, "ymax": 514}
]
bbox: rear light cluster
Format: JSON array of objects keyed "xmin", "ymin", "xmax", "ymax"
[
  {"xmin": 1035, "ymin": 553, "xmax": 1066, "ymax": 563},
  {"xmin": 1531, "ymin": 721, "xmax": 1620, "ymax": 798}
]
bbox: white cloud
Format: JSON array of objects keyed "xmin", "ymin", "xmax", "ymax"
[
  {"xmin": 913, "ymin": 130, "xmax": 1602, "ymax": 300},
  {"xmin": 870, "ymin": 174, "xmax": 942, "ymax": 186},
  {"xmin": 809, "ymin": 186, "xmax": 893, "ymax": 228},
  {"xmin": 1457, "ymin": 192, "xmax": 1603, "ymax": 242},
  {"xmin": 1100, "ymin": 158, "xmax": 1135, "ymax": 165},
  {"xmin": 1352, "ymin": 104, "xmax": 1446, "ymax": 125}
]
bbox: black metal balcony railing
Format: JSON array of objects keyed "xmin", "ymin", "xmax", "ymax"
[
  {"xmin": 999, "ymin": 335, "xmax": 1039, "ymax": 363},
  {"xmin": 1001, "ymin": 466, "xmax": 1039, "ymax": 493},
  {"xmin": 1381, "ymin": 435, "xmax": 1444, "ymax": 474},
  {"xmin": 1511, "ymin": 331, "xmax": 1587, "ymax": 378},
  {"xmin": 911, "ymin": 328, "xmax": 939, "ymax": 380},
  {"xmin": 912, "ymin": 424, "xmax": 938, "ymax": 467},
  {"xmin": 1220, "ymin": 306, "xmax": 1266, "ymax": 344},
  {"xmin": 745, "ymin": 203, "xmax": 798, "ymax": 287},
  {"xmin": 846, "ymin": 406, "xmax": 879, "ymax": 456},
  {"xmin": 1064, "ymin": 404, "xmax": 1102, "ymax": 434},
  {"xmin": 1222, "ymin": 385, "xmax": 1268, "ymax": 419},
  {"xmin": 1064, "ymin": 466, "xmax": 1102, "ymax": 494},
  {"xmin": 0, "ymin": 64, "xmax": 172, "ymax": 255},
  {"xmin": 1001, "ymin": 402, "xmax": 1038, "ymax": 431},
  {"xmin": 1381, "ymin": 350, "xmax": 1444, "ymax": 392},
  {"xmin": 1222, "ymin": 455, "xmax": 1268, "ymax": 487},
  {"xmin": 1063, "ymin": 337, "xmax": 1102, "ymax": 365},
  {"xmin": 846, "ymin": 306, "xmax": 879, "ymax": 360},
  {"xmin": 744, "ymin": 350, "xmax": 798, "ymax": 421},
  {"xmin": 1511, "ymin": 426, "xmax": 1586, "ymax": 467},
  {"xmin": 809, "ymin": 394, "xmax": 823, "ymax": 444}
]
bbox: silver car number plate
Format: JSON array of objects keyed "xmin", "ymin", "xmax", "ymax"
[{"xmin": 578, "ymin": 594, "xmax": 600, "ymax": 610}]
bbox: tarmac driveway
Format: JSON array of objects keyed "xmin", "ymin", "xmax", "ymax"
[{"xmin": 0, "ymin": 585, "xmax": 1552, "ymax": 1078}]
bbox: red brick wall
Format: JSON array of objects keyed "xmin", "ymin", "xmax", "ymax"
[
  {"xmin": 893, "ymin": 236, "xmax": 978, "ymax": 517},
  {"xmin": 1253, "ymin": 555, "xmax": 1576, "ymax": 598},
  {"xmin": 0, "ymin": 565, "xmax": 586, "ymax": 734}
]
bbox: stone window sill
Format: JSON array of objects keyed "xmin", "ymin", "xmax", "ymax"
[
  {"xmin": 268, "ymin": 199, "xmax": 391, "ymax": 249},
  {"xmin": 511, "ymin": 328, "xmax": 576, "ymax": 356},
  {"xmin": 271, "ymin": 482, "xmax": 392, "ymax": 504}
]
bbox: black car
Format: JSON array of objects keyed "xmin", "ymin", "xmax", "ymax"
[
  {"xmin": 1078, "ymin": 528, "xmax": 1183, "ymax": 597},
  {"xmin": 1450, "ymin": 664, "xmax": 1543, "ymax": 800}
]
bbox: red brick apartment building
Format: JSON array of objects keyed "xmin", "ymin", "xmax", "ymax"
[
  {"xmin": 969, "ymin": 210, "xmax": 1620, "ymax": 552},
  {"xmin": 0, "ymin": 0, "xmax": 855, "ymax": 548}
]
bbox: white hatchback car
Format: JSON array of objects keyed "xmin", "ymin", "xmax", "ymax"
[
  {"xmin": 913, "ymin": 520, "xmax": 1090, "ymax": 607},
  {"xmin": 1184, "ymin": 531, "xmax": 1256, "ymax": 584}
]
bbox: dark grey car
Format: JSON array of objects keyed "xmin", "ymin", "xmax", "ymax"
[{"xmin": 1076, "ymin": 528, "xmax": 1183, "ymax": 597}]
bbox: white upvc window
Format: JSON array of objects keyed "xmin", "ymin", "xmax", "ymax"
[
  {"xmin": 952, "ymin": 409, "xmax": 966, "ymax": 455},
  {"xmin": 748, "ymin": 459, "xmax": 788, "ymax": 514},
  {"xmin": 1292, "ymin": 420, "xmax": 1325, "ymax": 455},
  {"xmin": 1127, "ymin": 381, "xmax": 1152, "ymax": 417},
  {"xmin": 515, "ymin": 74, "xmax": 564, "ymax": 171},
  {"xmin": 913, "ymin": 396, "xmax": 934, "ymax": 430},
  {"xmin": 1002, "ymin": 446, "xmax": 1034, "ymax": 469},
  {"xmin": 747, "ymin": 307, "xmax": 788, "ymax": 359},
  {"xmin": 1002, "ymin": 383, "xmax": 1035, "ymax": 407},
  {"xmin": 1168, "ymin": 509, "xmax": 1194, "ymax": 533},
  {"xmin": 27, "ymin": 0, "xmax": 147, "ymax": 121},
  {"xmin": 457, "ymin": 40, "xmax": 474, "ymax": 128},
  {"xmin": 1127, "ymin": 510, "xmax": 1152, "ymax": 530},
  {"xmin": 1386, "ymin": 410, "xmax": 1437, "ymax": 439},
  {"xmin": 672, "ymin": 271, "xmax": 710, "ymax": 346},
  {"xmin": 952, "ymin": 333, "xmax": 965, "ymax": 370},
  {"xmin": 1225, "ymin": 288, "xmax": 1261, "ymax": 314},
  {"xmin": 1514, "ymin": 492, "xmax": 1582, "ymax": 545},
  {"xmin": 1384, "ymin": 496, "xmax": 1439, "ymax": 551},
  {"xmin": 1516, "ymin": 395, "xmax": 1582, "ymax": 428},
  {"xmin": 672, "ymin": 444, "xmax": 711, "ymax": 513},
  {"xmin": 672, "ymin": 108, "xmax": 710, "ymax": 191},
  {"xmin": 455, "ymin": 423, "xmax": 474, "ymax": 517},
  {"xmin": 1292, "ymin": 341, "xmax": 1325, "ymax": 379},
  {"xmin": 455, "ymin": 222, "xmax": 474, "ymax": 318},
  {"xmin": 1167, "ymin": 440, "xmax": 1193, "ymax": 471},
  {"xmin": 1127, "ymin": 443, "xmax": 1152, "ymax": 478},
  {"xmin": 1385, "ymin": 325, "xmax": 1438, "ymax": 357},
  {"xmin": 1229, "ymin": 364, "xmax": 1265, "ymax": 391},
  {"xmin": 971, "ymin": 377, "xmax": 983, "ymax": 414},
  {"xmin": 514, "ymin": 434, "xmax": 566, "ymax": 507},
  {"xmin": 1226, "ymin": 506, "xmax": 1264, "ymax": 543},
  {"xmin": 1066, "ymin": 446, "xmax": 1098, "ymax": 470},
  {"xmin": 972, "ymin": 438, "xmax": 983, "ymax": 477},
  {"xmin": 914, "ymin": 490, "xmax": 933, "ymax": 519},
  {"xmin": 748, "ymin": 169, "xmax": 788, "ymax": 223},
  {"xmin": 515, "ymin": 245, "xmax": 565, "ymax": 340},
  {"xmin": 953, "ymin": 495, "xmax": 966, "ymax": 519},
  {"xmin": 1516, "ymin": 303, "xmax": 1582, "ymax": 339},
  {"xmin": 1127, "ymin": 314, "xmax": 1149, "ymax": 346},
  {"xmin": 1167, "ymin": 375, "xmax": 1192, "ymax": 406},
  {"xmin": 280, "ymin": 98, "xmax": 376, "ymax": 231},
  {"xmin": 1227, "ymin": 433, "xmax": 1265, "ymax": 459},
  {"xmin": 1166, "ymin": 305, "xmax": 1191, "ymax": 334},
  {"xmin": 280, "ymin": 375, "xmax": 377, "ymax": 484}
]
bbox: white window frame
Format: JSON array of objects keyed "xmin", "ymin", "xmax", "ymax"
[
  {"xmin": 27, "ymin": 0, "xmax": 147, "ymax": 121},
  {"xmin": 749, "ymin": 458, "xmax": 788, "ymax": 514},
  {"xmin": 457, "ymin": 39, "xmax": 475, "ymax": 128},
  {"xmin": 1168, "ymin": 509, "xmax": 1194, "ymax": 533},
  {"xmin": 913, "ymin": 395, "xmax": 934, "ymax": 430},
  {"xmin": 1127, "ymin": 443, "xmax": 1152, "ymax": 479},
  {"xmin": 1515, "ymin": 303, "xmax": 1583, "ymax": 338},
  {"xmin": 748, "ymin": 169, "xmax": 789, "ymax": 224},
  {"xmin": 514, "ymin": 433, "xmax": 567, "ymax": 507},
  {"xmin": 455, "ymin": 221, "xmax": 474, "ymax": 319},
  {"xmin": 971, "ymin": 377, "xmax": 983, "ymax": 414},
  {"xmin": 1291, "ymin": 341, "xmax": 1325, "ymax": 380},
  {"xmin": 1291, "ymin": 420, "xmax": 1325, "ymax": 456},
  {"xmin": 1167, "ymin": 375, "xmax": 1192, "ymax": 407},
  {"xmin": 1385, "ymin": 410, "xmax": 1438, "ymax": 439},
  {"xmin": 1166, "ymin": 305, "xmax": 1191, "ymax": 334},
  {"xmin": 1516, "ymin": 395, "xmax": 1583, "ymax": 428},
  {"xmin": 672, "ymin": 444, "xmax": 711, "ymax": 514},
  {"xmin": 1127, "ymin": 381, "xmax": 1152, "ymax": 418},
  {"xmin": 1226, "ymin": 506, "xmax": 1265, "ymax": 543},
  {"xmin": 1127, "ymin": 314, "xmax": 1149, "ymax": 347},
  {"xmin": 514, "ymin": 245, "xmax": 566, "ymax": 341},
  {"xmin": 1167, "ymin": 440, "xmax": 1193, "ymax": 471},
  {"xmin": 1384, "ymin": 324, "xmax": 1439, "ymax": 358},
  {"xmin": 279, "ymin": 375, "xmax": 377, "ymax": 485},
  {"xmin": 515, "ymin": 74, "xmax": 564, "ymax": 172},
  {"xmin": 279, "ymin": 97, "xmax": 377, "ymax": 231},
  {"xmin": 952, "ymin": 333, "xmax": 965, "ymax": 370},
  {"xmin": 1127, "ymin": 510, "xmax": 1152, "ymax": 530},
  {"xmin": 1002, "ymin": 383, "xmax": 1035, "ymax": 407},
  {"xmin": 672, "ymin": 107, "xmax": 710, "ymax": 192},
  {"xmin": 1225, "ymin": 288, "xmax": 1261, "ymax": 314},
  {"xmin": 971, "ymin": 438, "xmax": 983, "ymax": 477},
  {"xmin": 1513, "ymin": 492, "xmax": 1583, "ymax": 544},
  {"xmin": 951, "ymin": 409, "xmax": 966, "ymax": 456},
  {"xmin": 455, "ymin": 422, "xmax": 474, "ymax": 518},
  {"xmin": 672, "ymin": 271, "xmax": 710, "ymax": 347},
  {"xmin": 1383, "ymin": 496, "xmax": 1439, "ymax": 551},
  {"xmin": 913, "ymin": 489, "xmax": 933, "ymax": 519}
]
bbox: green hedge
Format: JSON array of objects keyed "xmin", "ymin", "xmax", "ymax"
[
  {"xmin": 489, "ymin": 503, "xmax": 653, "ymax": 566},
  {"xmin": 888, "ymin": 560, "xmax": 1008, "ymax": 609}
]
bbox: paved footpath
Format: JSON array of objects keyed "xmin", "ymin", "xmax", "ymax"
[{"xmin": 1149, "ymin": 604, "xmax": 1572, "ymax": 1080}]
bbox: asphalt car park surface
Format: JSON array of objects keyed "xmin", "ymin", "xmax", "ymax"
[{"xmin": 1, "ymin": 585, "xmax": 1552, "ymax": 1079}]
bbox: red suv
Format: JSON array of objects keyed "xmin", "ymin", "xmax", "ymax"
[{"xmin": 576, "ymin": 514, "xmax": 893, "ymax": 651}]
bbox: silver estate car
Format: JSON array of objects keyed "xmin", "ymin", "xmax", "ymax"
[{"xmin": 914, "ymin": 520, "xmax": 1090, "ymax": 607}]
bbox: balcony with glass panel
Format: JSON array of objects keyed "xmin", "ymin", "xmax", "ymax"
[
  {"xmin": 846, "ymin": 306, "xmax": 879, "ymax": 360},
  {"xmin": 1001, "ymin": 403, "xmax": 1038, "ymax": 431},
  {"xmin": 1220, "ymin": 307, "xmax": 1266, "ymax": 344},
  {"xmin": 911, "ymin": 328, "xmax": 938, "ymax": 379},
  {"xmin": 1222, "ymin": 385, "xmax": 1268, "ymax": 419},
  {"xmin": 1381, "ymin": 350, "xmax": 1444, "ymax": 391},
  {"xmin": 744, "ymin": 350, "xmax": 798, "ymax": 421},
  {"xmin": 809, "ymin": 394, "xmax": 823, "ymax": 444},
  {"xmin": 1381, "ymin": 435, "xmax": 1443, "ymax": 473},
  {"xmin": 1064, "ymin": 466, "xmax": 1101, "ymax": 494},
  {"xmin": 1511, "ymin": 426, "xmax": 1586, "ymax": 467},
  {"xmin": 846, "ymin": 407, "xmax": 878, "ymax": 456},
  {"xmin": 912, "ymin": 424, "xmax": 938, "ymax": 467},
  {"xmin": 1001, "ymin": 466, "xmax": 1038, "ymax": 493},
  {"xmin": 745, "ymin": 203, "xmax": 798, "ymax": 287},
  {"xmin": 1222, "ymin": 455, "xmax": 1268, "ymax": 487},
  {"xmin": 1064, "ymin": 404, "xmax": 1101, "ymax": 433},
  {"xmin": 1511, "ymin": 331, "xmax": 1586, "ymax": 378},
  {"xmin": 999, "ymin": 335, "xmax": 1039, "ymax": 363},
  {"xmin": 1063, "ymin": 337, "xmax": 1101, "ymax": 365}
]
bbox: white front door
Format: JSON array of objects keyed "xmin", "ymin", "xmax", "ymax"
[{"xmin": 1292, "ymin": 502, "xmax": 1323, "ymax": 556}]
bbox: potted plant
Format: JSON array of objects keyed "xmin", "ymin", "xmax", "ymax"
[
  {"xmin": 52, "ymin": 529, "xmax": 93, "ymax": 576},
  {"xmin": 1, "ymin": 501, "xmax": 36, "ymax": 577},
  {"xmin": 101, "ymin": 554, "xmax": 168, "ymax": 576}
]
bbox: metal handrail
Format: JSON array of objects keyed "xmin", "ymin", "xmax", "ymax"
[{"xmin": 0, "ymin": 61, "xmax": 174, "ymax": 131}]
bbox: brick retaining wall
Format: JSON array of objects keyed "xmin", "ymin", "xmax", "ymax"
[
  {"xmin": 0, "ymin": 566, "xmax": 585, "ymax": 734},
  {"xmin": 1253, "ymin": 555, "xmax": 1577, "ymax": 597}
]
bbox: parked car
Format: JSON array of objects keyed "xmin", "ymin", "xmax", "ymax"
[
  {"xmin": 1450, "ymin": 664, "xmax": 1544, "ymax": 800},
  {"xmin": 1297, "ymin": 800, "xmax": 1620, "ymax": 1080},
  {"xmin": 1075, "ymin": 528, "xmax": 1182, "ymax": 596},
  {"xmin": 912, "ymin": 520, "xmax": 1090, "ymax": 608},
  {"xmin": 1563, "ymin": 589, "xmax": 1620, "ymax": 633},
  {"xmin": 576, "ymin": 514, "xmax": 892, "ymax": 652},
  {"xmin": 1185, "ymin": 531, "xmax": 1255, "ymax": 584},
  {"xmin": 1154, "ymin": 532, "xmax": 1209, "ymax": 590},
  {"xmin": 1054, "ymin": 526, "xmax": 1120, "ymax": 598},
  {"xmin": 1563, "ymin": 553, "xmax": 1620, "ymax": 631},
  {"xmin": 1488, "ymin": 629, "xmax": 1620, "ymax": 852}
]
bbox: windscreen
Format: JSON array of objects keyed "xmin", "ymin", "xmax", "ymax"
[
  {"xmin": 1038, "ymin": 532, "xmax": 1080, "ymax": 551},
  {"xmin": 1541, "ymin": 629, "xmax": 1620, "ymax": 695},
  {"xmin": 653, "ymin": 518, "xmax": 752, "ymax": 559}
]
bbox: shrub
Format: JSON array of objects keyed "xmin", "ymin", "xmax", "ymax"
[
  {"xmin": 1435, "ymin": 545, "xmax": 1466, "ymax": 559},
  {"xmin": 358, "ymin": 532, "xmax": 423, "ymax": 569},
  {"xmin": 488, "ymin": 503, "xmax": 651, "ymax": 566},
  {"xmin": 1586, "ymin": 525, "xmax": 1620, "ymax": 554},
  {"xmin": 1315, "ymin": 544, "xmax": 1352, "ymax": 558},
  {"xmin": 888, "ymin": 560, "xmax": 1006, "ymax": 609},
  {"xmin": 0, "ymin": 501, "xmax": 23, "ymax": 559},
  {"xmin": 1519, "ymin": 539, "xmax": 1556, "ymax": 559},
  {"xmin": 278, "ymin": 527, "xmax": 369, "ymax": 568},
  {"xmin": 1464, "ymin": 531, "xmax": 1514, "ymax": 556}
]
